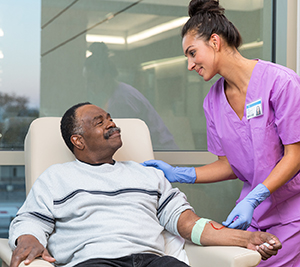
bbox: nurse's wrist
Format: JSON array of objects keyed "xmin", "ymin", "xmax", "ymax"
[
  {"xmin": 175, "ymin": 167, "xmax": 196, "ymax": 183},
  {"xmin": 247, "ymin": 183, "xmax": 270, "ymax": 208}
]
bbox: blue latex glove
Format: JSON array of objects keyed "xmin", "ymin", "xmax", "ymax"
[
  {"xmin": 222, "ymin": 183, "xmax": 270, "ymax": 230},
  {"xmin": 141, "ymin": 160, "xmax": 196, "ymax": 183}
]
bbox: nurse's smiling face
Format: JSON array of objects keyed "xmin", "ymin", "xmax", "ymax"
[{"xmin": 182, "ymin": 32, "xmax": 218, "ymax": 81}]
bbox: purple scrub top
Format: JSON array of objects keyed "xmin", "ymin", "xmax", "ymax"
[{"xmin": 203, "ymin": 60, "xmax": 300, "ymax": 229}]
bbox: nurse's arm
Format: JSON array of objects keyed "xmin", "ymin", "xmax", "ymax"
[
  {"xmin": 194, "ymin": 155, "xmax": 237, "ymax": 183},
  {"xmin": 263, "ymin": 141, "xmax": 300, "ymax": 193}
]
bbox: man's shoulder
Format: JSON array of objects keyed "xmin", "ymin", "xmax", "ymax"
[
  {"xmin": 117, "ymin": 160, "xmax": 164, "ymax": 177},
  {"xmin": 39, "ymin": 161, "xmax": 77, "ymax": 178}
]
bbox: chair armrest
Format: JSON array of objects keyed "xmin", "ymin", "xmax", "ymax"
[
  {"xmin": 18, "ymin": 259, "xmax": 54, "ymax": 267},
  {"xmin": 2, "ymin": 237, "xmax": 261, "ymax": 267},
  {"xmin": 0, "ymin": 238, "xmax": 12, "ymax": 267},
  {"xmin": 184, "ymin": 241, "xmax": 261, "ymax": 267}
]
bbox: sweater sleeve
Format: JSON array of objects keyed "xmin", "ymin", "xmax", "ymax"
[
  {"xmin": 155, "ymin": 170, "xmax": 194, "ymax": 236},
  {"xmin": 9, "ymin": 175, "xmax": 55, "ymax": 250}
]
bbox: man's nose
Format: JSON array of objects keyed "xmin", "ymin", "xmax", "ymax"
[{"xmin": 106, "ymin": 119, "xmax": 116, "ymax": 128}]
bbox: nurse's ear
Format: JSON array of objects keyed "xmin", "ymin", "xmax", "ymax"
[{"xmin": 209, "ymin": 34, "xmax": 221, "ymax": 51}]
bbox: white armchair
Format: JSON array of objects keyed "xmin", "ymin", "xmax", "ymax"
[{"xmin": 0, "ymin": 117, "xmax": 261, "ymax": 267}]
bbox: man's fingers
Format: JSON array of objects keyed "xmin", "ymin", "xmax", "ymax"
[
  {"xmin": 267, "ymin": 237, "xmax": 282, "ymax": 249},
  {"xmin": 256, "ymin": 243, "xmax": 279, "ymax": 260},
  {"xmin": 42, "ymin": 248, "xmax": 56, "ymax": 263},
  {"xmin": 11, "ymin": 245, "xmax": 44, "ymax": 266},
  {"xmin": 10, "ymin": 253, "xmax": 27, "ymax": 267},
  {"xmin": 261, "ymin": 235, "xmax": 282, "ymax": 250},
  {"xmin": 256, "ymin": 246, "xmax": 269, "ymax": 261},
  {"xmin": 10, "ymin": 246, "xmax": 33, "ymax": 267},
  {"xmin": 12, "ymin": 248, "xmax": 55, "ymax": 266},
  {"xmin": 23, "ymin": 249, "xmax": 43, "ymax": 265}
]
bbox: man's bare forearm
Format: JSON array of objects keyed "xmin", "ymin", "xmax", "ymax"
[
  {"xmin": 177, "ymin": 209, "xmax": 281, "ymax": 260},
  {"xmin": 177, "ymin": 210, "xmax": 248, "ymax": 246}
]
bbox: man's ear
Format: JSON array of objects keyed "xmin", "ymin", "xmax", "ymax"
[{"xmin": 71, "ymin": 134, "xmax": 85, "ymax": 150}]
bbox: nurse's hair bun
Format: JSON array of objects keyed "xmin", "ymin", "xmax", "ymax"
[
  {"xmin": 188, "ymin": 0, "xmax": 224, "ymax": 18},
  {"xmin": 182, "ymin": 0, "xmax": 242, "ymax": 49}
]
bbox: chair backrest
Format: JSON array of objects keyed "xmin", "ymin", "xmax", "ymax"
[{"xmin": 24, "ymin": 117, "xmax": 154, "ymax": 195}]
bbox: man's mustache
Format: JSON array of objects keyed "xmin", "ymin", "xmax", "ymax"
[{"xmin": 104, "ymin": 127, "xmax": 121, "ymax": 139}]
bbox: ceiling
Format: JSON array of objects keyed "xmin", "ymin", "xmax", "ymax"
[{"xmin": 41, "ymin": 0, "xmax": 264, "ymax": 53}]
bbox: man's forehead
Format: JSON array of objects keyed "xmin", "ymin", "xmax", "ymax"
[{"xmin": 76, "ymin": 105, "xmax": 107, "ymax": 120}]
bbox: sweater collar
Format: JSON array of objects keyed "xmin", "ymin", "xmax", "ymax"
[{"xmin": 77, "ymin": 159, "xmax": 116, "ymax": 166}]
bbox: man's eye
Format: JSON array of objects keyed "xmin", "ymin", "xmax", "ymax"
[{"xmin": 190, "ymin": 51, "xmax": 195, "ymax": 57}]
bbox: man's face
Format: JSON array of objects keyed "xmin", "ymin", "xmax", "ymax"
[{"xmin": 75, "ymin": 104, "xmax": 122, "ymax": 158}]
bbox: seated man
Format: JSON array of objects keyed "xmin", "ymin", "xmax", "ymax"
[{"xmin": 9, "ymin": 102, "xmax": 281, "ymax": 267}]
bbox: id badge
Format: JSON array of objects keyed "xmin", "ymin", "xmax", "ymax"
[{"xmin": 246, "ymin": 99, "xmax": 263, "ymax": 120}]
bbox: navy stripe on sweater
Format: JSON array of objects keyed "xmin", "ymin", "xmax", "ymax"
[
  {"xmin": 29, "ymin": 212, "xmax": 55, "ymax": 225},
  {"xmin": 53, "ymin": 188, "xmax": 162, "ymax": 205},
  {"xmin": 157, "ymin": 192, "xmax": 176, "ymax": 216}
]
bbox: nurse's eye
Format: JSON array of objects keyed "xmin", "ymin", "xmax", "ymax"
[{"xmin": 189, "ymin": 50, "xmax": 196, "ymax": 57}]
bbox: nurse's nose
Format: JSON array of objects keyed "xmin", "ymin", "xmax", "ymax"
[{"xmin": 187, "ymin": 59, "xmax": 196, "ymax": 71}]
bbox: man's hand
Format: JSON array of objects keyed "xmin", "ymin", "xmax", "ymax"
[
  {"xmin": 247, "ymin": 232, "xmax": 282, "ymax": 260},
  {"xmin": 10, "ymin": 235, "xmax": 56, "ymax": 267}
]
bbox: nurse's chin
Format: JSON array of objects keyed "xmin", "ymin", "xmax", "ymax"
[{"xmin": 202, "ymin": 74, "xmax": 217, "ymax": 82}]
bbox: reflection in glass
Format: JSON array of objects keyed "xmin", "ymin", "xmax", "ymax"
[
  {"xmin": 40, "ymin": 0, "xmax": 272, "ymax": 151},
  {"xmin": 84, "ymin": 42, "xmax": 178, "ymax": 150}
]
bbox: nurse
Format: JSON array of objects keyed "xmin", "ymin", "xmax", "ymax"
[{"xmin": 143, "ymin": 0, "xmax": 300, "ymax": 266}]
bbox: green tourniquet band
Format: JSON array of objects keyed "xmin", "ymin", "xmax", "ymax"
[{"xmin": 191, "ymin": 218, "xmax": 211, "ymax": 246}]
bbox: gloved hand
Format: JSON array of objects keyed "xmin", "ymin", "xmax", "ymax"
[
  {"xmin": 222, "ymin": 183, "xmax": 270, "ymax": 230},
  {"xmin": 141, "ymin": 160, "xmax": 196, "ymax": 183}
]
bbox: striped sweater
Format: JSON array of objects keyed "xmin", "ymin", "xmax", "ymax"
[{"xmin": 9, "ymin": 160, "xmax": 192, "ymax": 267}]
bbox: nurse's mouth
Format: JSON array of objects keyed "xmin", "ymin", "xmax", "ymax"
[{"xmin": 197, "ymin": 67, "xmax": 204, "ymax": 76}]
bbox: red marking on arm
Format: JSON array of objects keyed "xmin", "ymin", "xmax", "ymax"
[{"xmin": 209, "ymin": 221, "xmax": 225, "ymax": 230}]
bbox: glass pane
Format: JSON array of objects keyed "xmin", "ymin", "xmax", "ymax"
[
  {"xmin": 0, "ymin": 165, "xmax": 25, "ymax": 238},
  {"xmin": 40, "ymin": 0, "xmax": 272, "ymax": 151},
  {"xmin": 0, "ymin": 0, "xmax": 40, "ymax": 150},
  {"xmin": 0, "ymin": 0, "xmax": 39, "ymax": 238}
]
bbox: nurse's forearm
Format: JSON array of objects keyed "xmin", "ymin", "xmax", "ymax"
[
  {"xmin": 194, "ymin": 156, "xmax": 237, "ymax": 183},
  {"xmin": 263, "ymin": 142, "xmax": 300, "ymax": 193}
]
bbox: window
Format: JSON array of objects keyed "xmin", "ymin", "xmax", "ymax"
[{"xmin": 0, "ymin": 0, "xmax": 293, "ymax": 239}]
